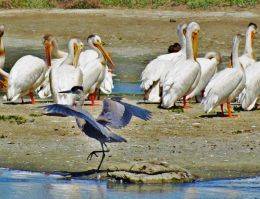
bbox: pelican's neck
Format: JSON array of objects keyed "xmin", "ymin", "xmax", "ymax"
[
  {"xmin": 232, "ymin": 39, "xmax": 241, "ymax": 69},
  {"xmin": 185, "ymin": 29, "xmax": 194, "ymax": 60},
  {"xmin": 63, "ymin": 54, "xmax": 74, "ymax": 66},
  {"xmin": 52, "ymin": 42, "xmax": 67, "ymax": 59},
  {"xmin": 178, "ymin": 29, "xmax": 186, "ymax": 51},
  {"xmin": 53, "ymin": 49, "xmax": 67, "ymax": 59},
  {"xmin": 244, "ymin": 29, "xmax": 254, "ymax": 58},
  {"xmin": 88, "ymin": 43, "xmax": 102, "ymax": 58},
  {"xmin": 62, "ymin": 44, "xmax": 75, "ymax": 66}
]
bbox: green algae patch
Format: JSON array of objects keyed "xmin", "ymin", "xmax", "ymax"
[{"xmin": 0, "ymin": 115, "xmax": 27, "ymax": 125}]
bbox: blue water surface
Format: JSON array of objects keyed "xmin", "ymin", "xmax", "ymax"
[{"xmin": 0, "ymin": 168, "xmax": 259, "ymax": 199}]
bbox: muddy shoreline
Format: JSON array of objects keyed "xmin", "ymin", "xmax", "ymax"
[{"xmin": 0, "ymin": 97, "xmax": 259, "ymax": 182}]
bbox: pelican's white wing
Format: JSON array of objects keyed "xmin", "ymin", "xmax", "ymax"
[
  {"xmin": 7, "ymin": 55, "xmax": 46, "ymax": 101},
  {"xmin": 79, "ymin": 50, "xmax": 98, "ymax": 69},
  {"xmin": 202, "ymin": 68, "xmax": 243, "ymax": 113},
  {"xmin": 162, "ymin": 60, "xmax": 201, "ymax": 108},
  {"xmin": 186, "ymin": 57, "xmax": 218, "ymax": 99},
  {"xmin": 239, "ymin": 62, "xmax": 260, "ymax": 110},
  {"xmin": 100, "ymin": 66, "xmax": 115, "ymax": 94},
  {"xmin": 50, "ymin": 65, "xmax": 83, "ymax": 105}
]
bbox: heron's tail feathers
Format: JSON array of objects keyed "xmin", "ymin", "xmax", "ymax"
[{"xmin": 108, "ymin": 132, "xmax": 127, "ymax": 143}]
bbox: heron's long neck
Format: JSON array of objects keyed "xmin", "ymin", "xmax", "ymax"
[
  {"xmin": 244, "ymin": 30, "xmax": 254, "ymax": 58},
  {"xmin": 185, "ymin": 30, "xmax": 194, "ymax": 60},
  {"xmin": 0, "ymin": 36, "xmax": 5, "ymax": 68},
  {"xmin": 232, "ymin": 40, "xmax": 241, "ymax": 69}
]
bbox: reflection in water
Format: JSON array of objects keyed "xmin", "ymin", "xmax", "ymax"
[{"xmin": 0, "ymin": 169, "xmax": 259, "ymax": 199}]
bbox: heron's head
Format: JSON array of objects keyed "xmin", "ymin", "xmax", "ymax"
[
  {"xmin": 59, "ymin": 86, "xmax": 83, "ymax": 94},
  {"xmin": 87, "ymin": 34, "xmax": 115, "ymax": 70},
  {"xmin": 0, "ymin": 25, "xmax": 4, "ymax": 37}
]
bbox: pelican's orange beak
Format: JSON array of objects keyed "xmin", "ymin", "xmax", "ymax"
[
  {"xmin": 192, "ymin": 31, "xmax": 199, "ymax": 61},
  {"xmin": 44, "ymin": 41, "xmax": 52, "ymax": 67},
  {"xmin": 94, "ymin": 41, "xmax": 115, "ymax": 70},
  {"xmin": 73, "ymin": 42, "xmax": 84, "ymax": 67}
]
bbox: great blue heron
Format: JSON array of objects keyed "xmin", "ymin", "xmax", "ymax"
[{"xmin": 39, "ymin": 86, "xmax": 152, "ymax": 171}]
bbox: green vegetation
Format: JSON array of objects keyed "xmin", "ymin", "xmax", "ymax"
[
  {"xmin": 0, "ymin": 0, "xmax": 55, "ymax": 8},
  {"xmin": 0, "ymin": 115, "xmax": 27, "ymax": 125},
  {"xmin": 0, "ymin": 0, "xmax": 259, "ymax": 9}
]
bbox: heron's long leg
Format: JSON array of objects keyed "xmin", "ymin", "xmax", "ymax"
[
  {"xmin": 86, "ymin": 143, "xmax": 109, "ymax": 171},
  {"xmin": 97, "ymin": 143, "xmax": 107, "ymax": 171}
]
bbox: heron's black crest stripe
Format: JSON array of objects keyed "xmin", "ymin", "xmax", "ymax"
[{"xmin": 71, "ymin": 86, "xmax": 83, "ymax": 92}]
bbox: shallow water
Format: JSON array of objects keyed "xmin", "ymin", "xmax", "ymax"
[{"xmin": 0, "ymin": 168, "xmax": 259, "ymax": 199}]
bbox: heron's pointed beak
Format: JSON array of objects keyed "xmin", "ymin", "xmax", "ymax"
[
  {"xmin": 192, "ymin": 31, "xmax": 199, "ymax": 61},
  {"xmin": 44, "ymin": 41, "xmax": 52, "ymax": 67},
  {"xmin": 59, "ymin": 90, "xmax": 72, "ymax": 94},
  {"xmin": 73, "ymin": 42, "xmax": 83, "ymax": 67},
  {"xmin": 94, "ymin": 42, "xmax": 115, "ymax": 70}
]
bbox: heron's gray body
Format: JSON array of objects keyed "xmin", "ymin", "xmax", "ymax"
[{"xmin": 39, "ymin": 87, "xmax": 151, "ymax": 171}]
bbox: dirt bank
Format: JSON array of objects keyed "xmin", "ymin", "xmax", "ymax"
[{"xmin": 0, "ymin": 97, "xmax": 259, "ymax": 181}]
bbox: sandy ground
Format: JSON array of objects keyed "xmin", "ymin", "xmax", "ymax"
[{"xmin": 0, "ymin": 97, "xmax": 259, "ymax": 180}]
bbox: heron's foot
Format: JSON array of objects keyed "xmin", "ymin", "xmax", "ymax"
[{"xmin": 87, "ymin": 151, "xmax": 99, "ymax": 160}]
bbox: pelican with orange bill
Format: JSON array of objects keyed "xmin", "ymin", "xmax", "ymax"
[{"xmin": 80, "ymin": 34, "xmax": 116, "ymax": 106}]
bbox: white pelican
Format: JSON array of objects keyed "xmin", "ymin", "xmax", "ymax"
[
  {"xmin": 238, "ymin": 62, "xmax": 260, "ymax": 110},
  {"xmin": 140, "ymin": 23, "xmax": 187, "ymax": 102},
  {"xmin": 161, "ymin": 22, "xmax": 201, "ymax": 109},
  {"xmin": 36, "ymin": 34, "xmax": 67, "ymax": 99},
  {"xmin": 186, "ymin": 52, "xmax": 221, "ymax": 100},
  {"xmin": 80, "ymin": 34, "xmax": 115, "ymax": 105},
  {"xmin": 38, "ymin": 35, "xmax": 115, "ymax": 100},
  {"xmin": 50, "ymin": 38, "xmax": 83, "ymax": 105},
  {"xmin": 239, "ymin": 23, "xmax": 257, "ymax": 69},
  {"xmin": 202, "ymin": 34, "xmax": 246, "ymax": 117},
  {"xmin": 5, "ymin": 34, "xmax": 54, "ymax": 103}
]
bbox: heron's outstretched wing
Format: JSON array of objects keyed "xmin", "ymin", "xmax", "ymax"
[
  {"xmin": 38, "ymin": 104, "xmax": 101, "ymax": 132},
  {"xmin": 96, "ymin": 98, "xmax": 152, "ymax": 129},
  {"xmin": 112, "ymin": 97, "xmax": 152, "ymax": 121}
]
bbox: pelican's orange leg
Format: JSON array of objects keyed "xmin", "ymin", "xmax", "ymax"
[
  {"xmin": 29, "ymin": 92, "xmax": 36, "ymax": 104},
  {"xmin": 183, "ymin": 96, "xmax": 191, "ymax": 110},
  {"xmin": 225, "ymin": 98, "xmax": 238, "ymax": 118},
  {"xmin": 89, "ymin": 91, "xmax": 99, "ymax": 106},
  {"xmin": 227, "ymin": 99, "xmax": 232, "ymax": 117}
]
